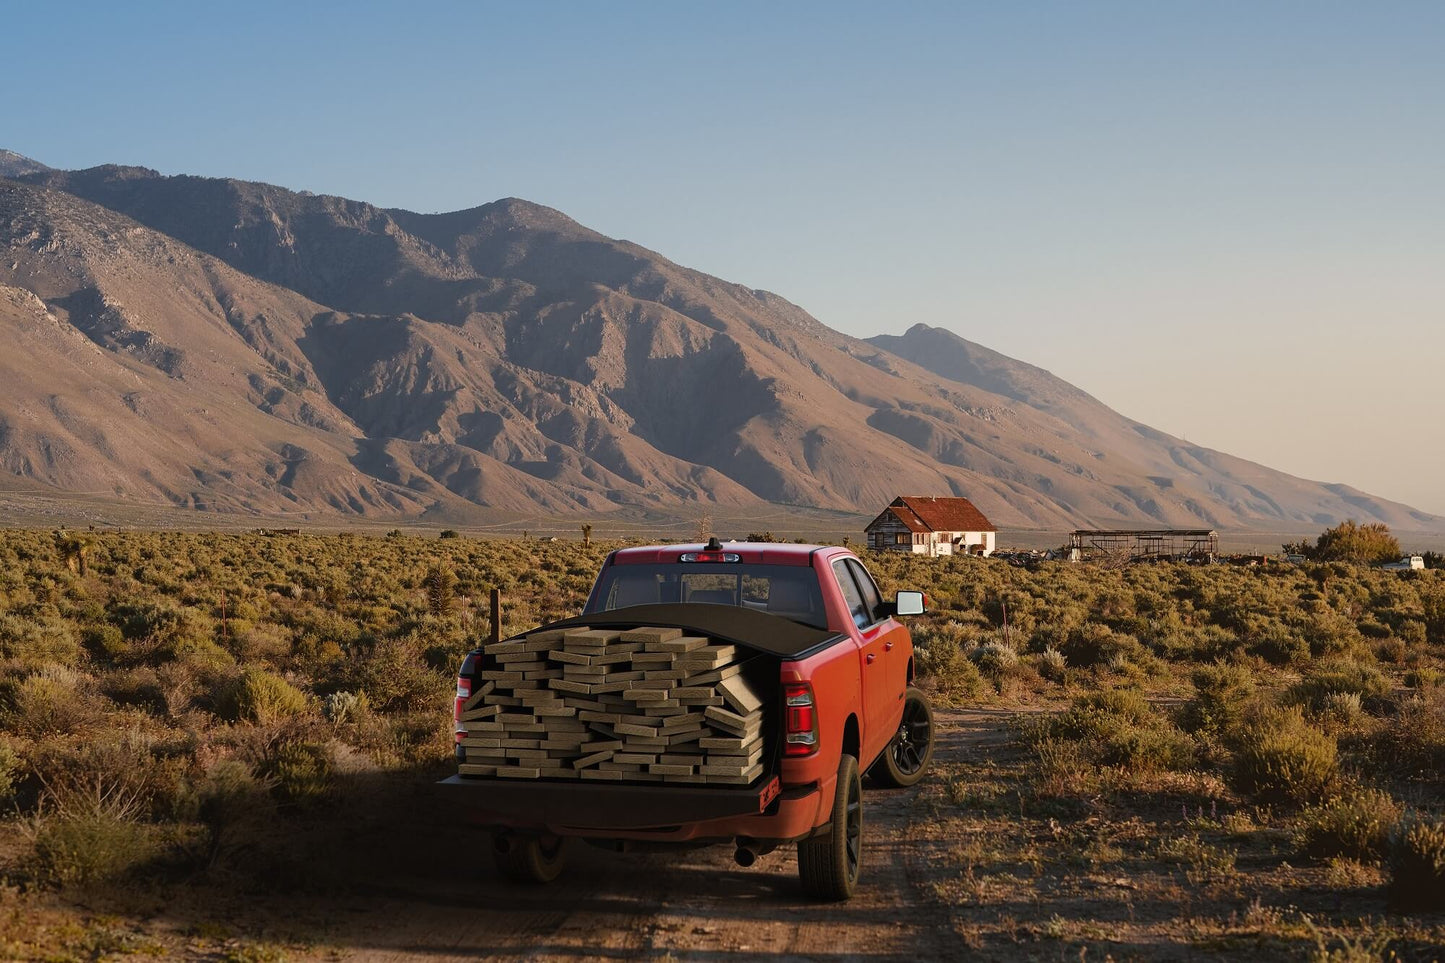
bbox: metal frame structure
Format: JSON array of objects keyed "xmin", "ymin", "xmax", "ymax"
[{"xmin": 1069, "ymin": 529, "xmax": 1218, "ymax": 560}]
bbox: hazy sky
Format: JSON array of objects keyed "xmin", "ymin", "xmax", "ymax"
[{"xmin": 6, "ymin": 1, "xmax": 1443, "ymax": 515}]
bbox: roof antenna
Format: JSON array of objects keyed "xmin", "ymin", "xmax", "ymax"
[{"xmin": 705, "ymin": 536, "xmax": 723, "ymax": 551}]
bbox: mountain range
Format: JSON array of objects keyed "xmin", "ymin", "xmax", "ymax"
[{"xmin": 0, "ymin": 150, "xmax": 1436, "ymax": 533}]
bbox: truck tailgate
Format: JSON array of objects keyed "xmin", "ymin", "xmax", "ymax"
[{"xmin": 438, "ymin": 772, "xmax": 783, "ymax": 831}]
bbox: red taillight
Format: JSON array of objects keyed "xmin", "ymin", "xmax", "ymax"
[
  {"xmin": 454, "ymin": 676, "xmax": 471, "ymax": 743},
  {"xmin": 783, "ymin": 682, "xmax": 819, "ymax": 756}
]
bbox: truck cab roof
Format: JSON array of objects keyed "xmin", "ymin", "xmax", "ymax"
[{"xmin": 609, "ymin": 542, "xmax": 834, "ymax": 566}]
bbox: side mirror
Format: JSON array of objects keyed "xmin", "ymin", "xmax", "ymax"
[{"xmin": 894, "ymin": 591, "xmax": 925, "ymax": 616}]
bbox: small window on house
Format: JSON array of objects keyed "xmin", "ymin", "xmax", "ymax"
[{"xmin": 894, "ymin": 533, "xmax": 909, "ymax": 545}]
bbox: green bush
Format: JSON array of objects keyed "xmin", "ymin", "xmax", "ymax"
[
  {"xmin": 1058, "ymin": 623, "xmax": 1143, "ymax": 668},
  {"xmin": 352, "ymin": 637, "xmax": 446, "ymax": 712},
  {"xmin": 969, "ymin": 640, "xmax": 1019, "ymax": 675},
  {"xmin": 1248, "ymin": 624, "xmax": 1311, "ymax": 666},
  {"xmin": 1232, "ymin": 707, "xmax": 1338, "ymax": 803},
  {"xmin": 260, "ymin": 740, "xmax": 335, "ymax": 804},
  {"xmin": 914, "ymin": 629, "xmax": 984, "ymax": 703},
  {"xmin": 1404, "ymin": 667, "xmax": 1441, "ymax": 690},
  {"xmin": 1045, "ymin": 690, "xmax": 1195, "ymax": 772},
  {"xmin": 1037, "ymin": 646, "xmax": 1067, "ymax": 681},
  {"xmin": 1297, "ymin": 789, "xmax": 1402, "ymax": 861},
  {"xmin": 1181, "ymin": 661, "xmax": 1255, "ymax": 735},
  {"xmin": 3, "ymin": 669, "xmax": 95, "ymax": 736},
  {"xmin": 1367, "ymin": 688, "xmax": 1445, "ymax": 783},
  {"xmin": 0, "ymin": 613, "xmax": 82, "ymax": 666},
  {"xmin": 1287, "ymin": 521, "xmax": 1401, "ymax": 565},
  {"xmin": 1288, "ymin": 661, "xmax": 1390, "ymax": 716},
  {"xmin": 26, "ymin": 810, "xmax": 157, "ymax": 887},
  {"xmin": 229, "ymin": 668, "xmax": 309, "ymax": 724},
  {"xmin": 0, "ymin": 739, "xmax": 20, "ymax": 802},
  {"xmin": 1387, "ymin": 813, "xmax": 1445, "ymax": 909}
]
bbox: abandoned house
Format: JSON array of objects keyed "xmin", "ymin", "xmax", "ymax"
[{"xmin": 865, "ymin": 496, "xmax": 997, "ymax": 557}]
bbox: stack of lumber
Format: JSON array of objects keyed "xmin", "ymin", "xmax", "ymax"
[{"xmin": 457, "ymin": 626, "xmax": 766, "ymax": 785}]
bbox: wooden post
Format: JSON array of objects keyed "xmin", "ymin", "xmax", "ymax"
[{"xmin": 489, "ymin": 587, "xmax": 502, "ymax": 645}]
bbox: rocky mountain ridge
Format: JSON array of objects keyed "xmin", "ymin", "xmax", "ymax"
[{"xmin": 1, "ymin": 151, "xmax": 1436, "ymax": 532}]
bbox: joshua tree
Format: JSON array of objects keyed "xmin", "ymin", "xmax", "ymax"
[
  {"xmin": 54, "ymin": 531, "xmax": 90, "ymax": 576},
  {"xmin": 425, "ymin": 564, "xmax": 457, "ymax": 617}
]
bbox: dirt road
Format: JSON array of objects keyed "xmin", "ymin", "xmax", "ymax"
[{"xmin": 218, "ymin": 709, "xmax": 990, "ymax": 962}]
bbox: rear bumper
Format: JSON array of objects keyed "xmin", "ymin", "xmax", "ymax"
[{"xmin": 437, "ymin": 773, "xmax": 832, "ymax": 843}]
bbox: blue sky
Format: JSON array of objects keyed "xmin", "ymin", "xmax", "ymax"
[{"xmin": 5, "ymin": 1, "xmax": 1443, "ymax": 517}]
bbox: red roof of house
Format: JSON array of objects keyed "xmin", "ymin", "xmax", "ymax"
[{"xmin": 871, "ymin": 496, "xmax": 996, "ymax": 534}]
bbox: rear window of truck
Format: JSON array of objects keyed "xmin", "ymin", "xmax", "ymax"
[{"xmin": 590, "ymin": 564, "xmax": 828, "ymax": 629}]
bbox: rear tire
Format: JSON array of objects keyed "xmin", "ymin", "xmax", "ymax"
[
  {"xmin": 797, "ymin": 754, "xmax": 862, "ymax": 900},
  {"xmin": 871, "ymin": 687, "xmax": 935, "ymax": 788},
  {"xmin": 493, "ymin": 832, "xmax": 568, "ymax": 884}
]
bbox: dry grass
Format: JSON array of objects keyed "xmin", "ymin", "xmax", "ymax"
[{"xmin": 0, "ymin": 532, "xmax": 1442, "ymax": 958}]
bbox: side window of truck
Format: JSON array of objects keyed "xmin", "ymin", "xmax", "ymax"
[
  {"xmin": 832, "ymin": 560, "xmax": 872, "ymax": 630},
  {"xmin": 844, "ymin": 559, "xmax": 884, "ymax": 623}
]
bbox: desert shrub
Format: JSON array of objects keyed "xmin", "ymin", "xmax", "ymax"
[
  {"xmin": 3, "ymin": 667, "xmax": 95, "ymax": 736},
  {"xmin": 0, "ymin": 739, "xmax": 19, "ymax": 802},
  {"xmin": 1288, "ymin": 661, "xmax": 1390, "ymax": 716},
  {"xmin": 914, "ymin": 628, "xmax": 984, "ymax": 702},
  {"xmin": 1044, "ymin": 690, "xmax": 1194, "ymax": 772},
  {"xmin": 0, "ymin": 613, "xmax": 82, "ymax": 666},
  {"xmin": 1297, "ymin": 789, "xmax": 1402, "ymax": 861},
  {"xmin": 167, "ymin": 634, "xmax": 236, "ymax": 674},
  {"xmin": 1248, "ymin": 623, "xmax": 1311, "ymax": 666},
  {"xmin": 230, "ymin": 622, "xmax": 292, "ymax": 663},
  {"xmin": 186, "ymin": 759, "xmax": 272, "ymax": 868},
  {"xmin": 1232, "ymin": 707, "xmax": 1338, "ymax": 803},
  {"xmin": 322, "ymin": 690, "xmax": 368, "ymax": 724},
  {"xmin": 1375, "ymin": 636, "xmax": 1408, "ymax": 665},
  {"xmin": 1181, "ymin": 661, "xmax": 1255, "ymax": 735},
  {"xmin": 1396, "ymin": 619, "xmax": 1427, "ymax": 647},
  {"xmin": 22, "ymin": 764, "xmax": 157, "ymax": 887},
  {"xmin": 226, "ymin": 668, "xmax": 309, "ymax": 724},
  {"xmin": 25, "ymin": 809, "xmax": 157, "ymax": 887},
  {"xmin": 1404, "ymin": 667, "xmax": 1441, "ymax": 690},
  {"xmin": 1387, "ymin": 813, "xmax": 1445, "ymax": 909},
  {"xmin": 1366, "ymin": 688, "xmax": 1445, "ymax": 784},
  {"xmin": 1318, "ymin": 691, "xmax": 1364, "ymax": 727},
  {"xmin": 351, "ymin": 636, "xmax": 446, "ymax": 712},
  {"xmin": 101, "ymin": 667, "xmax": 167, "ymax": 715},
  {"xmin": 1302, "ymin": 610, "xmax": 1362, "ymax": 659},
  {"xmin": 1422, "ymin": 584, "xmax": 1445, "ymax": 644},
  {"xmin": 1037, "ymin": 646, "xmax": 1067, "ymax": 681},
  {"xmin": 82, "ymin": 623, "xmax": 128, "ymax": 660},
  {"xmin": 1058, "ymin": 623, "xmax": 1143, "ymax": 668},
  {"xmin": 256, "ymin": 739, "xmax": 334, "ymax": 805},
  {"xmin": 969, "ymin": 640, "xmax": 1019, "ymax": 675}
]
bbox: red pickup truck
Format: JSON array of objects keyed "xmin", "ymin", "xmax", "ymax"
[{"xmin": 441, "ymin": 540, "xmax": 934, "ymax": 900}]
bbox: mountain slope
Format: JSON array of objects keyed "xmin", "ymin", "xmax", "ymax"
[{"xmin": 2, "ymin": 159, "xmax": 1437, "ymax": 531}]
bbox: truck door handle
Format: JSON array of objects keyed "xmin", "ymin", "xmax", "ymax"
[
  {"xmin": 866, "ymin": 653, "xmax": 876, "ymax": 665},
  {"xmin": 884, "ymin": 641, "xmax": 894, "ymax": 651}
]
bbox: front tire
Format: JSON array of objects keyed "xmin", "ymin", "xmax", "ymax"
[
  {"xmin": 493, "ymin": 832, "xmax": 568, "ymax": 884},
  {"xmin": 797, "ymin": 754, "xmax": 862, "ymax": 900},
  {"xmin": 871, "ymin": 686, "xmax": 935, "ymax": 788}
]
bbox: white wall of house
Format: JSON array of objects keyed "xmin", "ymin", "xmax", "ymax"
[{"xmin": 865, "ymin": 518, "xmax": 996, "ymax": 558}]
